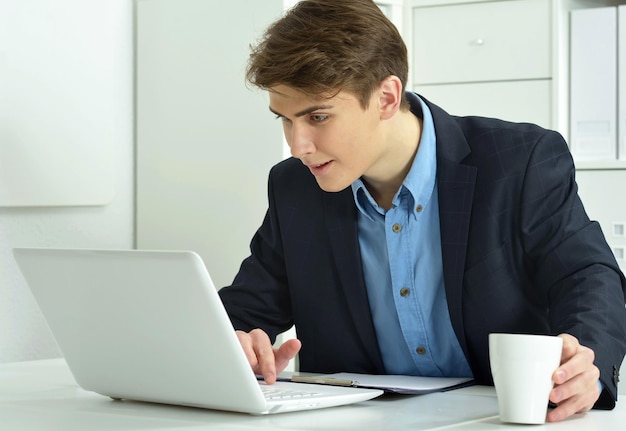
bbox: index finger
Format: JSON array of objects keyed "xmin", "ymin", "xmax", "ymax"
[{"xmin": 246, "ymin": 328, "xmax": 278, "ymax": 384}]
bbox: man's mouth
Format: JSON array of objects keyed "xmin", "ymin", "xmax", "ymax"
[
  {"xmin": 313, "ymin": 161, "xmax": 330, "ymax": 168},
  {"xmin": 306, "ymin": 160, "xmax": 333, "ymax": 176}
]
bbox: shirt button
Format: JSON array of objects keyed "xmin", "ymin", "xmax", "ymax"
[
  {"xmin": 399, "ymin": 287, "xmax": 410, "ymax": 297},
  {"xmin": 416, "ymin": 204, "xmax": 423, "ymax": 212},
  {"xmin": 416, "ymin": 346, "xmax": 427, "ymax": 355},
  {"xmin": 392, "ymin": 223, "xmax": 402, "ymax": 233}
]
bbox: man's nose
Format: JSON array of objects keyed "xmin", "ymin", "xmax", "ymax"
[{"xmin": 288, "ymin": 124, "xmax": 315, "ymax": 158}]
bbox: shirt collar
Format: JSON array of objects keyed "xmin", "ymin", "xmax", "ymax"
[{"xmin": 351, "ymin": 93, "xmax": 437, "ymax": 221}]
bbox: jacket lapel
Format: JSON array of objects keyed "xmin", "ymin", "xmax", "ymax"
[
  {"xmin": 323, "ymin": 189, "xmax": 385, "ymax": 373},
  {"xmin": 427, "ymin": 99, "xmax": 477, "ymax": 357}
]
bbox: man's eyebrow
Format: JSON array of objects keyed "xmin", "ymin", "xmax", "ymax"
[{"xmin": 269, "ymin": 105, "xmax": 334, "ymax": 118}]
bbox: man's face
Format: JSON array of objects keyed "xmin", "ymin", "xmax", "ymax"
[{"xmin": 269, "ymin": 85, "xmax": 385, "ymax": 192}]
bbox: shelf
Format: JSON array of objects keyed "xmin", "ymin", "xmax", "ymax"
[{"xmin": 574, "ymin": 160, "xmax": 626, "ymax": 170}]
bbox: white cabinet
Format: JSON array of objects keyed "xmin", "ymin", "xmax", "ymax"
[
  {"xmin": 413, "ymin": 77, "xmax": 552, "ymax": 129},
  {"xmin": 409, "ymin": 0, "xmax": 553, "ymax": 129},
  {"xmin": 570, "ymin": 7, "xmax": 619, "ymax": 161},
  {"xmin": 411, "ymin": 0, "xmax": 551, "ymax": 84},
  {"xmin": 620, "ymin": 6, "xmax": 626, "ymax": 160},
  {"xmin": 569, "ymin": 4, "xmax": 626, "ymax": 163},
  {"xmin": 407, "ymin": 0, "xmax": 626, "ymax": 136},
  {"xmin": 621, "ymin": 6, "xmax": 626, "ymax": 160}
]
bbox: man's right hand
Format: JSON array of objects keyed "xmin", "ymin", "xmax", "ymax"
[{"xmin": 236, "ymin": 328, "xmax": 302, "ymax": 384}]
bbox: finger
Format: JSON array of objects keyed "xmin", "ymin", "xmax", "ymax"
[
  {"xmin": 236, "ymin": 330, "xmax": 259, "ymax": 370},
  {"xmin": 552, "ymin": 340, "xmax": 595, "ymax": 386},
  {"xmin": 547, "ymin": 379, "xmax": 599, "ymax": 422},
  {"xmin": 248, "ymin": 328, "xmax": 278, "ymax": 384},
  {"xmin": 550, "ymin": 361, "xmax": 600, "ymax": 405},
  {"xmin": 274, "ymin": 338, "xmax": 302, "ymax": 374}
]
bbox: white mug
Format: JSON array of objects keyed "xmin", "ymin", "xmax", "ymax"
[{"xmin": 489, "ymin": 333, "xmax": 563, "ymax": 424}]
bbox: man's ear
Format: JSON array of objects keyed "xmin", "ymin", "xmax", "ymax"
[{"xmin": 378, "ymin": 75, "xmax": 403, "ymax": 120}]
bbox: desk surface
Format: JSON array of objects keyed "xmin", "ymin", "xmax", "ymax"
[{"xmin": 1, "ymin": 359, "xmax": 624, "ymax": 430}]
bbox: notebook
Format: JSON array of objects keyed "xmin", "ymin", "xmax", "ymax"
[{"xmin": 12, "ymin": 247, "xmax": 383, "ymax": 414}]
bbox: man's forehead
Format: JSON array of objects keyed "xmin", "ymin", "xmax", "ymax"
[
  {"xmin": 270, "ymin": 85, "xmax": 325, "ymax": 100},
  {"xmin": 268, "ymin": 85, "xmax": 356, "ymax": 107}
]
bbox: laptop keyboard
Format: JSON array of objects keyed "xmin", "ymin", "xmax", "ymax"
[{"xmin": 261, "ymin": 385, "xmax": 323, "ymax": 400}]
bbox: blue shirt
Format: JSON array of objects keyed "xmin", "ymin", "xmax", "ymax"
[{"xmin": 351, "ymin": 94, "xmax": 472, "ymax": 377}]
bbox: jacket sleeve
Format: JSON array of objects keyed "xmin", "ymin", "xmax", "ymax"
[
  {"xmin": 520, "ymin": 130, "xmax": 626, "ymax": 409},
  {"xmin": 218, "ymin": 163, "xmax": 294, "ymax": 343}
]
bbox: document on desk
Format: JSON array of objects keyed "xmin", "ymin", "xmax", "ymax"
[{"xmin": 291, "ymin": 373, "xmax": 474, "ymax": 395}]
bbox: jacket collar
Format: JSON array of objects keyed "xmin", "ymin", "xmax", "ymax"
[{"xmin": 422, "ymin": 95, "xmax": 477, "ymax": 357}]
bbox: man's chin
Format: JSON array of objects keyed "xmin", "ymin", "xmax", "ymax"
[{"xmin": 315, "ymin": 179, "xmax": 351, "ymax": 193}]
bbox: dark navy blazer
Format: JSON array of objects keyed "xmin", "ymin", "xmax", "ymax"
[{"xmin": 219, "ymin": 94, "xmax": 626, "ymax": 409}]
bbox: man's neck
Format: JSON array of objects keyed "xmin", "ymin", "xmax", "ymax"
[{"xmin": 363, "ymin": 109, "xmax": 423, "ymax": 210}]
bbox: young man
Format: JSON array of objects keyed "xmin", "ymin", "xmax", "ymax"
[{"xmin": 218, "ymin": 0, "xmax": 626, "ymax": 422}]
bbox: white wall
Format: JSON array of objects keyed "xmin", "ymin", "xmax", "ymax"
[
  {"xmin": 135, "ymin": 0, "xmax": 284, "ymax": 290},
  {"xmin": 0, "ymin": 0, "xmax": 134, "ymax": 362}
]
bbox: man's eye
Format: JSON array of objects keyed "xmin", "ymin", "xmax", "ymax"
[{"xmin": 310, "ymin": 114, "xmax": 328, "ymax": 123}]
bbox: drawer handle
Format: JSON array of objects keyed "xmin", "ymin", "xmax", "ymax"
[{"xmin": 469, "ymin": 38, "xmax": 485, "ymax": 46}]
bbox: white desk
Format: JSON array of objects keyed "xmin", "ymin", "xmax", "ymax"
[{"xmin": 1, "ymin": 359, "xmax": 624, "ymax": 430}]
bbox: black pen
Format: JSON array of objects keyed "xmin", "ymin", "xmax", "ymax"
[{"xmin": 290, "ymin": 375, "xmax": 358, "ymax": 387}]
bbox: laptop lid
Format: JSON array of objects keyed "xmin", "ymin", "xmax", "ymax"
[{"xmin": 12, "ymin": 248, "xmax": 382, "ymax": 414}]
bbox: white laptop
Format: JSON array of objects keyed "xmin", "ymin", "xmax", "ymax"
[{"xmin": 12, "ymin": 247, "xmax": 383, "ymax": 414}]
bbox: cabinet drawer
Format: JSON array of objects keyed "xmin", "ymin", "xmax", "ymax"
[
  {"xmin": 414, "ymin": 79, "xmax": 552, "ymax": 129},
  {"xmin": 412, "ymin": 0, "xmax": 551, "ymax": 85}
]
